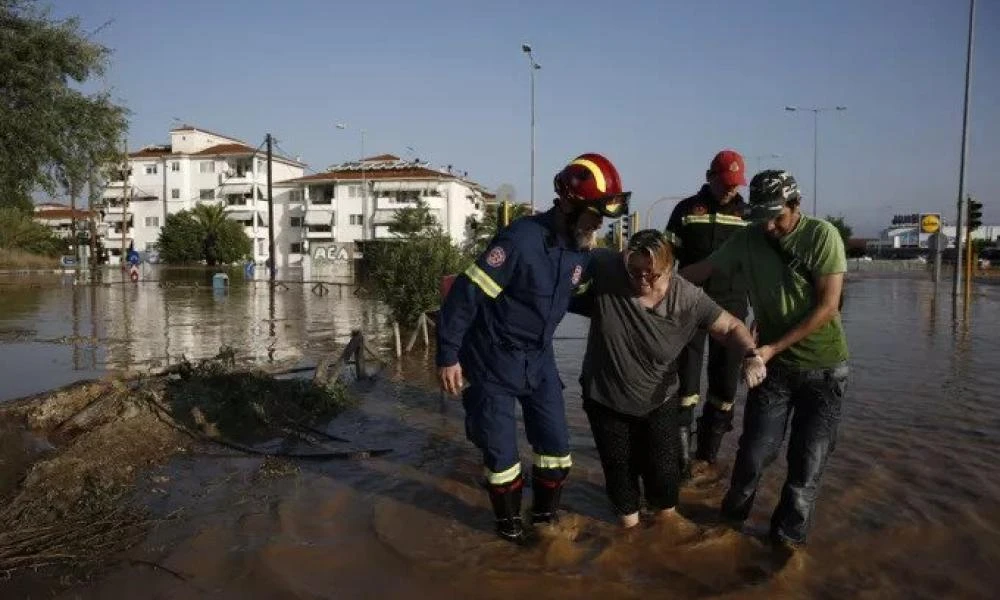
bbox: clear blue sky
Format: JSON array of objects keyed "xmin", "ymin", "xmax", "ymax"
[{"xmin": 56, "ymin": 0, "xmax": 998, "ymax": 236}]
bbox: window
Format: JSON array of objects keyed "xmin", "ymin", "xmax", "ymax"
[
  {"xmin": 144, "ymin": 216, "xmax": 160, "ymax": 227},
  {"xmin": 289, "ymin": 217, "xmax": 303, "ymax": 227},
  {"xmin": 199, "ymin": 189, "xmax": 215, "ymax": 200},
  {"xmin": 171, "ymin": 188, "xmax": 180, "ymax": 199},
  {"xmin": 350, "ymin": 214, "xmax": 364, "ymax": 226},
  {"xmin": 258, "ymin": 239, "xmax": 266, "ymax": 256},
  {"xmin": 171, "ymin": 162, "xmax": 181, "ymax": 172},
  {"xmin": 288, "ymin": 190, "xmax": 302, "ymax": 202},
  {"xmin": 308, "ymin": 225, "xmax": 332, "ymax": 233},
  {"xmin": 290, "ymin": 243, "xmax": 303, "ymax": 254},
  {"xmin": 199, "ymin": 161, "xmax": 215, "ymax": 174},
  {"xmin": 226, "ymin": 194, "xmax": 247, "ymax": 206},
  {"xmin": 348, "ymin": 185, "xmax": 360, "ymax": 198},
  {"xmin": 145, "ymin": 164, "xmax": 158, "ymax": 175}
]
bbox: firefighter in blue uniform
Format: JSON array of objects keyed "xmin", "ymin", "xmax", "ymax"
[
  {"xmin": 437, "ymin": 153, "xmax": 630, "ymax": 543},
  {"xmin": 665, "ymin": 149, "xmax": 749, "ymax": 479}
]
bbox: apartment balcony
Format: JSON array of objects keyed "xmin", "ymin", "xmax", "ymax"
[{"xmin": 305, "ymin": 226, "xmax": 335, "ymax": 239}]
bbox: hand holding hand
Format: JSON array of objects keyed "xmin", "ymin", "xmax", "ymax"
[{"xmin": 743, "ymin": 354, "xmax": 767, "ymax": 389}]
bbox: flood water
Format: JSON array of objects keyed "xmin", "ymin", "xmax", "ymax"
[{"xmin": 2, "ymin": 270, "xmax": 999, "ymax": 598}]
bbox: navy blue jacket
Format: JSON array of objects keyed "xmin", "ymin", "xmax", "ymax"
[{"xmin": 437, "ymin": 208, "xmax": 591, "ymax": 392}]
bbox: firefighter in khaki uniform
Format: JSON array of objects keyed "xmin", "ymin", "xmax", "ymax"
[
  {"xmin": 665, "ymin": 150, "xmax": 749, "ymax": 478},
  {"xmin": 437, "ymin": 154, "xmax": 630, "ymax": 543}
]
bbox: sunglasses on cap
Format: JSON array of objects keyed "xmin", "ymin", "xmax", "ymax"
[{"xmin": 584, "ymin": 192, "xmax": 631, "ymax": 218}]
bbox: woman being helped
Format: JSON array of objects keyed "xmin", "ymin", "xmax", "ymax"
[{"xmin": 572, "ymin": 230, "xmax": 765, "ymax": 528}]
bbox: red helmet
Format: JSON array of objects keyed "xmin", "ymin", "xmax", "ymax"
[{"xmin": 553, "ymin": 153, "xmax": 630, "ymax": 218}]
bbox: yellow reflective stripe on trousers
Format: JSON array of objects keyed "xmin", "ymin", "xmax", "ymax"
[
  {"xmin": 485, "ymin": 462, "xmax": 521, "ymax": 485},
  {"xmin": 681, "ymin": 214, "xmax": 748, "ymax": 227},
  {"xmin": 533, "ymin": 453, "xmax": 572, "ymax": 470},
  {"xmin": 573, "ymin": 279, "xmax": 592, "ymax": 296},
  {"xmin": 465, "ymin": 264, "xmax": 503, "ymax": 298},
  {"xmin": 680, "ymin": 393, "xmax": 700, "ymax": 407}
]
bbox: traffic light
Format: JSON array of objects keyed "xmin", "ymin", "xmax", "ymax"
[
  {"xmin": 613, "ymin": 219, "xmax": 624, "ymax": 250},
  {"xmin": 967, "ymin": 198, "xmax": 983, "ymax": 231},
  {"xmin": 496, "ymin": 201, "xmax": 511, "ymax": 227}
]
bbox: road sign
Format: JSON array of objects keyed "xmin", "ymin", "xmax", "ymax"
[
  {"xmin": 128, "ymin": 265, "xmax": 140, "ymax": 282},
  {"xmin": 126, "ymin": 249, "xmax": 141, "ymax": 266},
  {"xmin": 244, "ymin": 262, "xmax": 255, "ymax": 278},
  {"xmin": 920, "ymin": 213, "xmax": 941, "ymax": 234}
]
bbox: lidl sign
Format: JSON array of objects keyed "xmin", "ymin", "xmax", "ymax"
[{"xmin": 920, "ymin": 213, "xmax": 941, "ymax": 234}]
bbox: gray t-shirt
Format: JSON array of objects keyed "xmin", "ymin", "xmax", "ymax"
[{"xmin": 576, "ymin": 249, "xmax": 723, "ymax": 416}]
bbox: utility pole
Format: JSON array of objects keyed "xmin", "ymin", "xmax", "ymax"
[
  {"xmin": 121, "ymin": 137, "xmax": 129, "ymax": 269},
  {"xmin": 69, "ymin": 180, "xmax": 78, "ymax": 272},
  {"xmin": 266, "ymin": 133, "xmax": 276, "ymax": 283},
  {"xmin": 522, "ymin": 44, "xmax": 540, "ymax": 213},
  {"xmin": 953, "ymin": 0, "xmax": 976, "ymax": 298}
]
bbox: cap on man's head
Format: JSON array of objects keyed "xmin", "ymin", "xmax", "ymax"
[{"xmin": 709, "ymin": 150, "xmax": 747, "ymax": 187}]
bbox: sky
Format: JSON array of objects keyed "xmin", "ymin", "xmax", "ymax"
[{"xmin": 54, "ymin": 0, "xmax": 999, "ymax": 236}]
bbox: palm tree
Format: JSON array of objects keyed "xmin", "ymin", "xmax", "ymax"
[{"xmin": 190, "ymin": 202, "xmax": 228, "ymax": 265}]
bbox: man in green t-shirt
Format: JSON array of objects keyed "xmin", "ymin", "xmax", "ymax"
[{"xmin": 680, "ymin": 169, "xmax": 849, "ymax": 546}]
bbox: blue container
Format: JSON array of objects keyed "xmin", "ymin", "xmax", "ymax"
[{"xmin": 212, "ymin": 272, "xmax": 230, "ymax": 290}]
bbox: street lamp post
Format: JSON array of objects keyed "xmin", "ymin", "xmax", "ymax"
[
  {"xmin": 336, "ymin": 123, "xmax": 368, "ymax": 240},
  {"xmin": 522, "ymin": 44, "xmax": 541, "ymax": 214},
  {"xmin": 784, "ymin": 106, "xmax": 846, "ymax": 216},
  {"xmin": 953, "ymin": 0, "xmax": 976, "ymax": 298},
  {"xmin": 645, "ymin": 196, "xmax": 685, "ymax": 230}
]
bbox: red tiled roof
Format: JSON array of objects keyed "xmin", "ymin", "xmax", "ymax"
[
  {"xmin": 129, "ymin": 147, "xmax": 173, "ymax": 158},
  {"xmin": 363, "ymin": 154, "xmax": 400, "ymax": 162},
  {"xmin": 191, "ymin": 143, "xmax": 258, "ymax": 156},
  {"xmin": 285, "ymin": 166, "xmax": 454, "ymax": 183},
  {"xmin": 34, "ymin": 209, "xmax": 95, "ymax": 220}
]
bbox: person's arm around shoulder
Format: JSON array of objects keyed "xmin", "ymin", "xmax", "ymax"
[
  {"xmin": 678, "ymin": 226, "xmax": 746, "ymax": 285},
  {"xmin": 756, "ymin": 221, "xmax": 845, "ymax": 364},
  {"xmin": 568, "ymin": 248, "xmax": 611, "ymax": 318}
]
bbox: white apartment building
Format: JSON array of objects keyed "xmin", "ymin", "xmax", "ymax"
[
  {"xmin": 33, "ymin": 203, "xmax": 96, "ymax": 241},
  {"xmin": 279, "ymin": 154, "xmax": 490, "ymax": 264},
  {"xmin": 100, "ymin": 125, "xmax": 305, "ymax": 265}
]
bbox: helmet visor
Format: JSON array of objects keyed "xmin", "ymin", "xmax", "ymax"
[{"xmin": 585, "ymin": 191, "xmax": 631, "ymax": 218}]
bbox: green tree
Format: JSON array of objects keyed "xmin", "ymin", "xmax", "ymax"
[
  {"xmin": 825, "ymin": 215, "xmax": 853, "ymax": 246},
  {"xmin": 366, "ymin": 233, "xmax": 467, "ymax": 328},
  {"xmin": 157, "ymin": 211, "xmax": 203, "ymax": 264},
  {"xmin": 157, "ymin": 207, "xmax": 252, "ymax": 265},
  {"xmin": 0, "ymin": 206, "xmax": 64, "ymax": 256},
  {"xmin": 388, "ymin": 199, "xmax": 438, "ymax": 238},
  {"xmin": 1, "ymin": 0, "xmax": 129, "ymax": 213},
  {"xmin": 191, "ymin": 203, "xmax": 229, "ymax": 265},
  {"xmin": 464, "ymin": 201, "xmax": 532, "ymax": 256}
]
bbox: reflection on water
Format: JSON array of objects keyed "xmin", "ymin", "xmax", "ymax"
[
  {"xmin": 0, "ymin": 268, "xmax": 389, "ymax": 402},
  {"xmin": 3, "ymin": 272, "xmax": 1000, "ymax": 598}
]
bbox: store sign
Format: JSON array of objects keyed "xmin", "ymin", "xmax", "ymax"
[{"xmin": 919, "ymin": 213, "xmax": 941, "ymax": 234}]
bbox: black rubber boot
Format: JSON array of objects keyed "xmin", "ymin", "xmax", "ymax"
[
  {"xmin": 530, "ymin": 474, "xmax": 565, "ymax": 525},
  {"xmin": 487, "ymin": 476, "xmax": 525, "ymax": 543},
  {"xmin": 695, "ymin": 403, "xmax": 734, "ymax": 463},
  {"xmin": 678, "ymin": 425, "xmax": 693, "ymax": 481}
]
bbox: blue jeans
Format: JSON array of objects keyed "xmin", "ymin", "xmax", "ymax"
[{"xmin": 721, "ymin": 361, "xmax": 849, "ymax": 544}]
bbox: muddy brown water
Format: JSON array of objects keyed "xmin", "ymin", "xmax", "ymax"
[{"xmin": 1, "ymin": 270, "xmax": 999, "ymax": 598}]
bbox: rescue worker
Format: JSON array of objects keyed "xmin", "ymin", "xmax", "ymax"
[
  {"xmin": 436, "ymin": 153, "xmax": 630, "ymax": 543},
  {"xmin": 665, "ymin": 149, "xmax": 749, "ymax": 478}
]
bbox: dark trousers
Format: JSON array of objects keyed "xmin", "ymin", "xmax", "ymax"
[
  {"xmin": 584, "ymin": 397, "xmax": 680, "ymax": 516},
  {"xmin": 677, "ymin": 301, "xmax": 748, "ymax": 425},
  {"xmin": 721, "ymin": 361, "xmax": 849, "ymax": 544}
]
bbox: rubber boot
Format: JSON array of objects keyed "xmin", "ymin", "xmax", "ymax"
[
  {"xmin": 695, "ymin": 403, "xmax": 733, "ymax": 463},
  {"xmin": 678, "ymin": 425, "xmax": 693, "ymax": 481},
  {"xmin": 530, "ymin": 474, "xmax": 565, "ymax": 525},
  {"xmin": 487, "ymin": 476, "xmax": 525, "ymax": 543}
]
